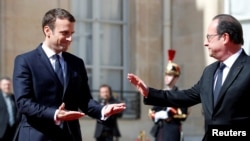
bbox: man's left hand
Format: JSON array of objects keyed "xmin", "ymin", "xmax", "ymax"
[{"xmin": 104, "ymin": 103, "xmax": 126, "ymax": 117}]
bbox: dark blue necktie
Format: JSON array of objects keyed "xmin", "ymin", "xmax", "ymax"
[
  {"xmin": 55, "ymin": 54, "xmax": 64, "ymax": 86},
  {"xmin": 213, "ymin": 63, "xmax": 226, "ymax": 105}
]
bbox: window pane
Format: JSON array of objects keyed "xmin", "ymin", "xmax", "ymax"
[
  {"xmin": 87, "ymin": 69, "xmax": 99, "ymax": 100},
  {"xmin": 100, "ymin": 24, "xmax": 122, "ymax": 66},
  {"xmin": 100, "ymin": 69, "xmax": 122, "ymax": 91},
  {"xmin": 100, "ymin": 0, "xmax": 122, "ymax": 20},
  {"xmin": 123, "ymin": 92, "xmax": 140, "ymax": 119},
  {"xmin": 72, "ymin": 0, "xmax": 92, "ymax": 19},
  {"xmin": 242, "ymin": 23, "xmax": 250, "ymax": 54},
  {"xmin": 229, "ymin": 0, "xmax": 250, "ymax": 19},
  {"xmin": 72, "ymin": 23, "xmax": 93, "ymax": 65},
  {"xmin": 86, "ymin": 68, "xmax": 93, "ymax": 89}
]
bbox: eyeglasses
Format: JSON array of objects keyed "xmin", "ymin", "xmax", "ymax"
[{"xmin": 206, "ymin": 34, "xmax": 219, "ymax": 42}]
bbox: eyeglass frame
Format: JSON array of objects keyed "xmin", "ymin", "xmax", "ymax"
[{"xmin": 206, "ymin": 34, "xmax": 221, "ymax": 42}]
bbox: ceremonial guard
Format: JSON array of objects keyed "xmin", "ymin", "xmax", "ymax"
[{"xmin": 148, "ymin": 49, "xmax": 189, "ymax": 141}]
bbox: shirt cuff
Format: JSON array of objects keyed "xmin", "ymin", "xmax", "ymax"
[
  {"xmin": 54, "ymin": 109, "xmax": 61, "ymax": 125},
  {"xmin": 101, "ymin": 105, "xmax": 109, "ymax": 120}
]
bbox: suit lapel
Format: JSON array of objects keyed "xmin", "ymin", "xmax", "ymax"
[
  {"xmin": 37, "ymin": 45, "xmax": 64, "ymax": 90},
  {"xmin": 205, "ymin": 62, "xmax": 219, "ymax": 114},
  {"xmin": 213, "ymin": 51, "xmax": 246, "ymax": 110},
  {"xmin": 0, "ymin": 93, "xmax": 8, "ymax": 111},
  {"xmin": 62, "ymin": 53, "xmax": 71, "ymax": 97}
]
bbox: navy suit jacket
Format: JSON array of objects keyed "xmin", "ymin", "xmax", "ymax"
[
  {"xmin": 144, "ymin": 50, "xmax": 250, "ymax": 140},
  {"xmin": 13, "ymin": 44, "xmax": 103, "ymax": 141}
]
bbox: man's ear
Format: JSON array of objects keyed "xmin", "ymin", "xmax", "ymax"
[
  {"xmin": 43, "ymin": 26, "xmax": 52, "ymax": 37},
  {"xmin": 223, "ymin": 33, "xmax": 230, "ymax": 44}
]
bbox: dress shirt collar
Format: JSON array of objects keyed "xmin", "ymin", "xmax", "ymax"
[
  {"xmin": 41, "ymin": 43, "xmax": 62, "ymax": 58},
  {"xmin": 2, "ymin": 92, "xmax": 7, "ymax": 97},
  {"xmin": 222, "ymin": 48, "xmax": 242, "ymax": 69},
  {"xmin": 2, "ymin": 92, "xmax": 10, "ymax": 98}
]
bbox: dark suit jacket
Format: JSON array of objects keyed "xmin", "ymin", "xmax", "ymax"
[
  {"xmin": 0, "ymin": 92, "xmax": 20, "ymax": 139},
  {"xmin": 13, "ymin": 44, "xmax": 103, "ymax": 141},
  {"xmin": 144, "ymin": 50, "xmax": 250, "ymax": 140},
  {"xmin": 94, "ymin": 97, "xmax": 122, "ymax": 139},
  {"xmin": 150, "ymin": 86, "xmax": 188, "ymax": 141}
]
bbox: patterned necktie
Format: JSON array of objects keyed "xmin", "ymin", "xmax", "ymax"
[
  {"xmin": 213, "ymin": 63, "xmax": 226, "ymax": 106},
  {"xmin": 55, "ymin": 54, "xmax": 64, "ymax": 86}
]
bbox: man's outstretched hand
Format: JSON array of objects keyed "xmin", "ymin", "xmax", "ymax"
[
  {"xmin": 56, "ymin": 103, "xmax": 85, "ymax": 121},
  {"xmin": 103, "ymin": 103, "xmax": 126, "ymax": 117},
  {"xmin": 127, "ymin": 73, "xmax": 149, "ymax": 97}
]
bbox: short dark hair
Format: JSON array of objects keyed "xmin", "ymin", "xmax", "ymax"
[
  {"xmin": 42, "ymin": 8, "xmax": 75, "ymax": 34},
  {"xmin": 0, "ymin": 76, "xmax": 11, "ymax": 81},
  {"xmin": 213, "ymin": 14, "xmax": 244, "ymax": 45},
  {"xmin": 99, "ymin": 84, "xmax": 113, "ymax": 96}
]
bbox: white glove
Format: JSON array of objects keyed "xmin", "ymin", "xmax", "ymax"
[{"xmin": 154, "ymin": 110, "xmax": 168, "ymax": 122}]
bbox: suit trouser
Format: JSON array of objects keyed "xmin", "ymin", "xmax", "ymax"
[{"xmin": 96, "ymin": 131, "xmax": 114, "ymax": 141}]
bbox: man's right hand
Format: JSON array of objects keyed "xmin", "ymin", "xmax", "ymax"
[
  {"xmin": 127, "ymin": 73, "xmax": 149, "ymax": 97},
  {"xmin": 56, "ymin": 103, "xmax": 85, "ymax": 121}
]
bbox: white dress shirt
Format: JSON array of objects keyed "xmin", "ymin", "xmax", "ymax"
[{"xmin": 214, "ymin": 48, "xmax": 242, "ymax": 88}]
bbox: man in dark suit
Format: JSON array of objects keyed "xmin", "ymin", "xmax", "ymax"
[
  {"xmin": 94, "ymin": 84, "xmax": 122, "ymax": 141},
  {"xmin": 12, "ymin": 8, "xmax": 126, "ymax": 141},
  {"xmin": 0, "ymin": 77, "xmax": 20, "ymax": 141},
  {"xmin": 128, "ymin": 14, "xmax": 250, "ymax": 140}
]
